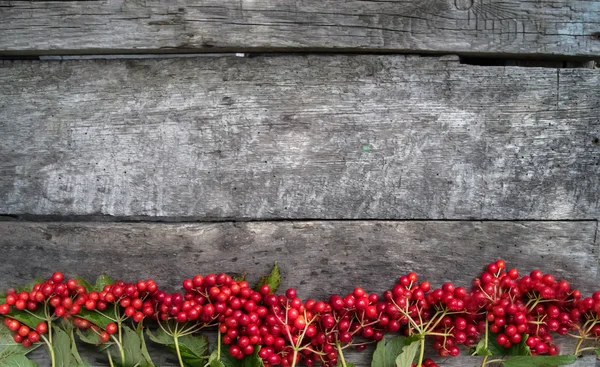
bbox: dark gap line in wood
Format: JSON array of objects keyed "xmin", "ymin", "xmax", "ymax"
[
  {"xmin": 459, "ymin": 56, "xmax": 597, "ymax": 69},
  {"xmin": 0, "ymin": 215, "xmax": 597, "ymax": 224},
  {"xmin": 1, "ymin": 48, "xmax": 598, "ymax": 64}
]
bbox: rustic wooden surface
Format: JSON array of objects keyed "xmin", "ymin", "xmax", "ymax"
[
  {"xmin": 1, "ymin": 56, "xmax": 599, "ymax": 220},
  {"xmin": 1, "ymin": 220, "xmax": 598, "ymax": 366},
  {"xmin": 0, "ymin": 221, "xmax": 597, "ymax": 295},
  {"xmin": 1, "ymin": 0, "xmax": 599, "ymax": 57}
]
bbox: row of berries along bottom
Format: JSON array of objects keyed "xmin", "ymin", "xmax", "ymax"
[{"xmin": 1, "ymin": 259, "xmax": 599, "ymax": 367}]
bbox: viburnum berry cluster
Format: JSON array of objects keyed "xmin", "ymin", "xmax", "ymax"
[{"xmin": 0, "ymin": 260, "xmax": 597, "ymax": 367}]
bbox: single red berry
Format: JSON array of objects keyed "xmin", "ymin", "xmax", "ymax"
[
  {"xmin": 105, "ymin": 323, "xmax": 118, "ymax": 335},
  {"xmin": 27, "ymin": 331, "xmax": 40, "ymax": 343},
  {"xmin": 52, "ymin": 272, "xmax": 64, "ymax": 283},
  {"xmin": 36, "ymin": 322, "xmax": 48, "ymax": 335}
]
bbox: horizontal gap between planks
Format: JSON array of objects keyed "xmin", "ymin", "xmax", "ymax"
[
  {"xmin": 1, "ymin": 49, "xmax": 598, "ymax": 68},
  {"xmin": 0, "ymin": 215, "xmax": 597, "ymax": 224}
]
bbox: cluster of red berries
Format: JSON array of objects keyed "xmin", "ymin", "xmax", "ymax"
[
  {"xmin": 3, "ymin": 317, "xmax": 46, "ymax": 347},
  {"xmin": 1, "ymin": 261, "xmax": 600, "ymax": 367},
  {"xmin": 470, "ymin": 260, "xmax": 580, "ymax": 356}
]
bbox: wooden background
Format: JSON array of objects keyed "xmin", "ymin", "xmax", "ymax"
[{"xmin": 0, "ymin": 0, "xmax": 599, "ymax": 365}]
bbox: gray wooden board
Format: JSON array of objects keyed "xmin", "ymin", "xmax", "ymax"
[
  {"xmin": 0, "ymin": 0, "xmax": 599, "ymax": 57},
  {"xmin": 1, "ymin": 55, "xmax": 599, "ymax": 220},
  {"xmin": 0, "ymin": 221, "xmax": 597, "ymax": 296},
  {"xmin": 0, "ymin": 220, "xmax": 598, "ymax": 366}
]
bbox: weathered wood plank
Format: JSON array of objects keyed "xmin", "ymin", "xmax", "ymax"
[
  {"xmin": 1, "ymin": 56, "xmax": 598, "ymax": 220},
  {"xmin": 0, "ymin": 221, "xmax": 597, "ymax": 295},
  {"xmin": 1, "ymin": 220, "xmax": 598, "ymax": 366},
  {"xmin": 0, "ymin": 0, "xmax": 599, "ymax": 57}
]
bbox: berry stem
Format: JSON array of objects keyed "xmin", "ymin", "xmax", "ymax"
[
  {"xmin": 574, "ymin": 337, "xmax": 585, "ymax": 356},
  {"xmin": 217, "ymin": 329, "xmax": 221, "ymax": 361},
  {"xmin": 40, "ymin": 334, "xmax": 56, "ymax": 367},
  {"xmin": 416, "ymin": 336, "xmax": 425, "ymax": 367},
  {"xmin": 336, "ymin": 341, "xmax": 348, "ymax": 367},
  {"xmin": 107, "ymin": 350, "xmax": 115, "ymax": 367},
  {"xmin": 173, "ymin": 334, "xmax": 185, "ymax": 367},
  {"xmin": 110, "ymin": 334, "xmax": 126, "ymax": 365},
  {"xmin": 290, "ymin": 348, "xmax": 299, "ymax": 367}
]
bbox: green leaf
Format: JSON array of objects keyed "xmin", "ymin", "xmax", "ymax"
[
  {"xmin": 506, "ymin": 335, "xmax": 531, "ymax": 356},
  {"xmin": 75, "ymin": 276, "xmax": 95, "ymax": 293},
  {"xmin": 595, "ymin": 349, "xmax": 600, "ymax": 357},
  {"xmin": 337, "ymin": 362, "xmax": 355, "ymax": 367},
  {"xmin": 53, "ymin": 326, "xmax": 75, "ymax": 367},
  {"xmin": 7, "ymin": 308, "xmax": 46, "ymax": 329},
  {"xmin": 371, "ymin": 336, "xmax": 407, "ymax": 367},
  {"xmin": 473, "ymin": 338, "xmax": 493, "ymax": 357},
  {"xmin": 94, "ymin": 275, "xmax": 114, "ymax": 292},
  {"xmin": 502, "ymin": 355, "xmax": 577, "ymax": 367},
  {"xmin": 255, "ymin": 263, "xmax": 280, "ymax": 294},
  {"xmin": 394, "ymin": 340, "xmax": 421, "ymax": 367},
  {"xmin": 232, "ymin": 273, "xmax": 247, "ymax": 282},
  {"xmin": 487, "ymin": 333, "xmax": 508, "ymax": 356},
  {"xmin": 2, "ymin": 354, "xmax": 38, "ymax": 367},
  {"xmin": 76, "ymin": 328, "xmax": 103, "ymax": 345},
  {"xmin": 146, "ymin": 327, "xmax": 209, "ymax": 367},
  {"xmin": 117, "ymin": 325, "xmax": 145, "ymax": 367},
  {"xmin": 136, "ymin": 323, "xmax": 154, "ymax": 367},
  {"xmin": 15, "ymin": 278, "xmax": 44, "ymax": 293},
  {"xmin": 0, "ymin": 323, "xmax": 36, "ymax": 363},
  {"xmin": 243, "ymin": 347, "xmax": 265, "ymax": 367},
  {"xmin": 77, "ymin": 308, "xmax": 116, "ymax": 329}
]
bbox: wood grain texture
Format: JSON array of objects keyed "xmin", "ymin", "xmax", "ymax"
[
  {"xmin": 0, "ymin": 221, "xmax": 597, "ymax": 295},
  {"xmin": 1, "ymin": 56, "xmax": 599, "ymax": 220},
  {"xmin": 0, "ymin": 0, "xmax": 599, "ymax": 57},
  {"xmin": 1, "ymin": 220, "xmax": 598, "ymax": 366}
]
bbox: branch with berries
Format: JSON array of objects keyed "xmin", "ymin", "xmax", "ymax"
[{"xmin": 0, "ymin": 260, "xmax": 598, "ymax": 367}]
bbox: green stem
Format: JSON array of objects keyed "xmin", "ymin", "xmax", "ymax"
[
  {"xmin": 336, "ymin": 341, "xmax": 347, "ymax": 367},
  {"xmin": 174, "ymin": 334, "xmax": 185, "ymax": 367},
  {"xmin": 416, "ymin": 336, "xmax": 425, "ymax": 367},
  {"xmin": 41, "ymin": 335, "xmax": 56, "ymax": 367},
  {"xmin": 574, "ymin": 337, "xmax": 585, "ymax": 356},
  {"xmin": 290, "ymin": 348, "xmax": 299, "ymax": 367},
  {"xmin": 110, "ymin": 334, "xmax": 126, "ymax": 365},
  {"xmin": 217, "ymin": 329, "xmax": 221, "ymax": 360},
  {"xmin": 107, "ymin": 351, "xmax": 116, "ymax": 367}
]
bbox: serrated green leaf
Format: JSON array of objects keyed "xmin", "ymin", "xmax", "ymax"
[
  {"xmin": 53, "ymin": 326, "xmax": 74, "ymax": 367},
  {"xmin": 146, "ymin": 327, "xmax": 208, "ymax": 366},
  {"xmin": 371, "ymin": 336, "xmax": 406, "ymax": 367},
  {"xmin": 77, "ymin": 309, "xmax": 116, "ymax": 329},
  {"xmin": 76, "ymin": 328, "xmax": 103, "ymax": 345},
  {"xmin": 506, "ymin": 335, "xmax": 531, "ymax": 356},
  {"xmin": 2, "ymin": 354, "xmax": 38, "ymax": 367},
  {"xmin": 136, "ymin": 323, "xmax": 154, "ymax": 367},
  {"xmin": 243, "ymin": 347, "xmax": 265, "ymax": 367},
  {"xmin": 75, "ymin": 276, "xmax": 95, "ymax": 293},
  {"xmin": 473, "ymin": 338, "xmax": 493, "ymax": 357},
  {"xmin": 15, "ymin": 278, "xmax": 44, "ymax": 293},
  {"xmin": 487, "ymin": 333, "xmax": 508, "ymax": 356},
  {"xmin": 502, "ymin": 355, "xmax": 577, "ymax": 367},
  {"xmin": 255, "ymin": 263, "xmax": 280, "ymax": 294},
  {"xmin": 117, "ymin": 325, "xmax": 145, "ymax": 367},
  {"xmin": 394, "ymin": 340, "xmax": 420, "ymax": 367},
  {"xmin": 94, "ymin": 275, "xmax": 114, "ymax": 292},
  {"xmin": 7, "ymin": 308, "xmax": 46, "ymax": 329},
  {"xmin": 60, "ymin": 320, "xmax": 90, "ymax": 367},
  {"xmin": 0, "ymin": 322, "xmax": 36, "ymax": 363}
]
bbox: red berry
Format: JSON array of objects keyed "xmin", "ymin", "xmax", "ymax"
[
  {"xmin": 105, "ymin": 323, "xmax": 118, "ymax": 335},
  {"xmin": 52, "ymin": 272, "xmax": 64, "ymax": 283},
  {"xmin": 36, "ymin": 322, "xmax": 48, "ymax": 335}
]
